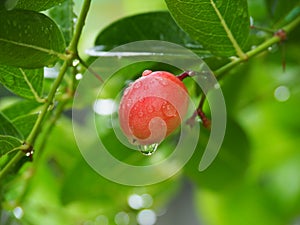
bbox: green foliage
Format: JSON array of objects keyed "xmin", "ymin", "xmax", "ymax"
[
  {"xmin": 0, "ymin": 66, "xmax": 43, "ymax": 100},
  {"xmin": 49, "ymin": 0, "xmax": 75, "ymax": 46},
  {"xmin": 0, "ymin": 9, "xmax": 65, "ymax": 68},
  {"xmin": 8, "ymin": 0, "xmax": 66, "ymax": 11},
  {"xmin": 0, "ymin": 136, "xmax": 22, "ymax": 157},
  {"xmin": 185, "ymin": 118, "xmax": 250, "ymax": 190},
  {"xmin": 165, "ymin": 0, "xmax": 250, "ymax": 57},
  {"xmin": 266, "ymin": 0, "xmax": 300, "ymax": 26},
  {"xmin": 95, "ymin": 11, "xmax": 206, "ymax": 54},
  {"xmin": 0, "ymin": 0, "xmax": 300, "ymax": 225},
  {"xmin": 0, "ymin": 112, "xmax": 22, "ymax": 139}
]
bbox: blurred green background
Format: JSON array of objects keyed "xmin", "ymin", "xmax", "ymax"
[{"xmin": 1, "ymin": 0, "xmax": 300, "ymax": 225}]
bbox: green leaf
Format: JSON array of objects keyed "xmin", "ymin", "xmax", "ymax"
[
  {"xmin": 165, "ymin": 0, "xmax": 250, "ymax": 57},
  {"xmin": 49, "ymin": 0, "xmax": 75, "ymax": 46},
  {"xmin": 184, "ymin": 118, "xmax": 250, "ymax": 190},
  {"xmin": 5, "ymin": 0, "xmax": 66, "ymax": 11},
  {"xmin": 0, "ymin": 65, "xmax": 43, "ymax": 100},
  {"xmin": 94, "ymin": 11, "xmax": 211, "ymax": 57},
  {"xmin": 0, "ymin": 112, "xmax": 22, "ymax": 139},
  {"xmin": 2, "ymin": 100, "xmax": 41, "ymax": 120},
  {"xmin": 0, "ymin": 135, "xmax": 22, "ymax": 157},
  {"xmin": 12, "ymin": 114, "xmax": 38, "ymax": 138},
  {"xmin": 0, "ymin": 9, "xmax": 66, "ymax": 68}
]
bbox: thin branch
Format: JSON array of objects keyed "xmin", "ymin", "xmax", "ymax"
[
  {"xmin": 215, "ymin": 15, "xmax": 300, "ymax": 78},
  {"xmin": 78, "ymin": 56, "xmax": 104, "ymax": 82},
  {"xmin": 0, "ymin": 0, "xmax": 92, "ymax": 180}
]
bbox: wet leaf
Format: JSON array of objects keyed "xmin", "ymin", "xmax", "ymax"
[
  {"xmin": 0, "ymin": 65, "xmax": 43, "ymax": 100},
  {"xmin": 12, "ymin": 114, "xmax": 38, "ymax": 138},
  {"xmin": 0, "ymin": 135, "xmax": 22, "ymax": 157},
  {"xmin": 0, "ymin": 112, "xmax": 22, "ymax": 139},
  {"xmin": 94, "ymin": 11, "xmax": 211, "ymax": 57},
  {"xmin": 165, "ymin": 0, "xmax": 250, "ymax": 57},
  {"xmin": 49, "ymin": 0, "xmax": 75, "ymax": 46},
  {"xmin": 0, "ymin": 9, "xmax": 65, "ymax": 68},
  {"xmin": 2, "ymin": 100, "xmax": 41, "ymax": 120},
  {"xmin": 6, "ymin": 0, "xmax": 66, "ymax": 11}
]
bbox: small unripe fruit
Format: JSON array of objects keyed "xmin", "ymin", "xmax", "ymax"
[{"xmin": 119, "ymin": 70, "xmax": 189, "ymax": 146}]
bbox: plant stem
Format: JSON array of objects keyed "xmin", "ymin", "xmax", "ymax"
[
  {"xmin": 0, "ymin": 151, "xmax": 23, "ymax": 179},
  {"xmin": 0, "ymin": 0, "xmax": 92, "ymax": 180},
  {"xmin": 26, "ymin": 62, "xmax": 69, "ymax": 146},
  {"xmin": 215, "ymin": 15, "xmax": 300, "ymax": 78},
  {"xmin": 36, "ymin": 98, "xmax": 70, "ymax": 158},
  {"xmin": 68, "ymin": 0, "xmax": 91, "ymax": 54}
]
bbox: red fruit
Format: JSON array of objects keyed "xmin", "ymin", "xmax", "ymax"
[{"xmin": 119, "ymin": 70, "xmax": 189, "ymax": 146}]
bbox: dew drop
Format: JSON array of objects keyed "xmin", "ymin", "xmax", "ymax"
[
  {"xmin": 160, "ymin": 79, "xmax": 168, "ymax": 86},
  {"xmin": 126, "ymin": 99, "xmax": 133, "ymax": 107},
  {"xmin": 134, "ymin": 81, "xmax": 141, "ymax": 89},
  {"xmin": 72, "ymin": 59, "xmax": 80, "ymax": 67},
  {"xmin": 143, "ymin": 84, "xmax": 149, "ymax": 90},
  {"xmin": 155, "ymin": 76, "xmax": 168, "ymax": 86},
  {"xmin": 162, "ymin": 104, "xmax": 177, "ymax": 117},
  {"xmin": 75, "ymin": 73, "xmax": 83, "ymax": 80},
  {"xmin": 123, "ymin": 88, "xmax": 129, "ymax": 96},
  {"xmin": 268, "ymin": 44, "xmax": 278, "ymax": 53},
  {"xmin": 138, "ymin": 111, "xmax": 144, "ymax": 117},
  {"xmin": 142, "ymin": 70, "xmax": 152, "ymax": 76},
  {"xmin": 147, "ymin": 105, "xmax": 154, "ymax": 113},
  {"xmin": 138, "ymin": 143, "xmax": 159, "ymax": 156}
]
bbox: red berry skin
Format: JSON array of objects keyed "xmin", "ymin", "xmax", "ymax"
[{"xmin": 119, "ymin": 70, "xmax": 189, "ymax": 146}]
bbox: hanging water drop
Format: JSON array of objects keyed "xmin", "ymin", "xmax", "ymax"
[{"xmin": 138, "ymin": 143, "xmax": 159, "ymax": 156}]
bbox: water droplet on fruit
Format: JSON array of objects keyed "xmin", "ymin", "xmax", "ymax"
[
  {"xmin": 162, "ymin": 104, "xmax": 177, "ymax": 117},
  {"xmin": 142, "ymin": 70, "xmax": 152, "ymax": 76},
  {"xmin": 138, "ymin": 111, "xmax": 144, "ymax": 117},
  {"xmin": 147, "ymin": 105, "xmax": 154, "ymax": 113},
  {"xmin": 123, "ymin": 88, "xmax": 129, "ymax": 96},
  {"xmin": 143, "ymin": 84, "xmax": 149, "ymax": 90},
  {"xmin": 138, "ymin": 143, "xmax": 159, "ymax": 156},
  {"xmin": 126, "ymin": 99, "xmax": 133, "ymax": 107},
  {"xmin": 155, "ymin": 76, "xmax": 168, "ymax": 86},
  {"xmin": 134, "ymin": 81, "xmax": 141, "ymax": 89},
  {"xmin": 159, "ymin": 78, "xmax": 168, "ymax": 86}
]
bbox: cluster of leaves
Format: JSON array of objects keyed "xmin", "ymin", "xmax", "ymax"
[{"xmin": 0, "ymin": 0, "xmax": 300, "ymax": 224}]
